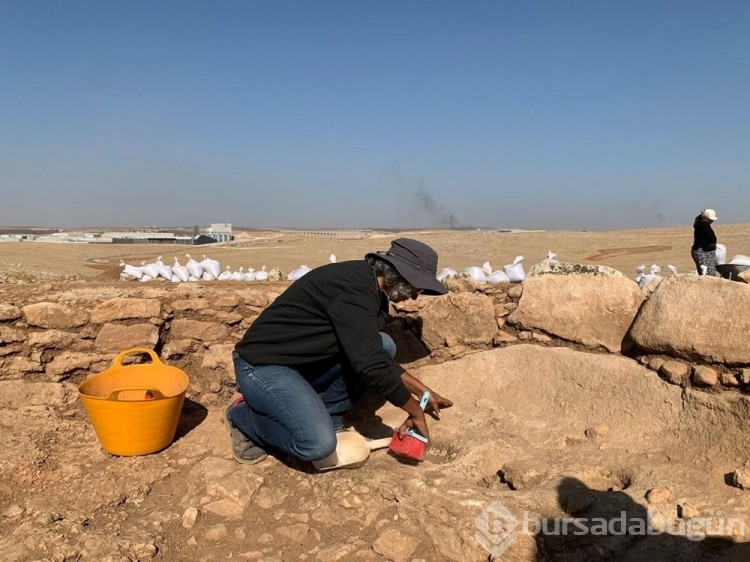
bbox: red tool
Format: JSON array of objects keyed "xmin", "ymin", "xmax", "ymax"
[{"xmin": 388, "ymin": 391, "xmax": 430, "ymax": 461}]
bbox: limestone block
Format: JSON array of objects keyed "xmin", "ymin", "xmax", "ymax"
[
  {"xmin": 629, "ymin": 277, "xmax": 750, "ymax": 364},
  {"xmin": 94, "ymin": 323, "xmax": 160, "ymax": 353},
  {"xmin": 0, "ymin": 326, "xmax": 25, "ymax": 345},
  {"xmin": 418, "ymin": 293, "xmax": 497, "ymax": 350},
  {"xmin": 22, "ymin": 302, "xmax": 88, "ymax": 330},
  {"xmin": 90, "ymin": 298, "xmax": 161, "ymax": 323},
  {"xmin": 0, "ymin": 304, "xmax": 21, "ymax": 322},
  {"xmin": 170, "ymin": 319, "xmax": 229, "ymax": 342},
  {"xmin": 507, "ymin": 275, "xmax": 643, "ymax": 353}
]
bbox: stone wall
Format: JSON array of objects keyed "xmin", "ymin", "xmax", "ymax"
[{"xmin": 2, "ymin": 269, "xmax": 749, "ymax": 405}]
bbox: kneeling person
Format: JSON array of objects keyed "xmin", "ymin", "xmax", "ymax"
[{"xmin": 225, "ymin": 238, "xmax": 453, "ymax": 465}]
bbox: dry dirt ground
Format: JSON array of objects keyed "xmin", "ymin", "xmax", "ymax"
[{"xmin": 3, "ymin": 226, "xmax": 750, "ymax": 562}]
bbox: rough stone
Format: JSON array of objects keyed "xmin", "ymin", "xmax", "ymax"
[
  {"xmin": 182, "ymin": 507, "xmax": 199, "ymax": 529},
  {"xmin": 648, "ymin": 357, "xmax": 666, "ymax": 372},
  {"xmin": 418, "ymin": 292, "xmax": 498, "ymax": 350},
  {"xmin": 22, "ymin": 302, "xmax": 89, "ymax": 329},
  {"xmin": 205, "ymin": 523, "xmax": 229, "ymax": 541},
  {"xmin": 0, "ymin": 326, "xmax": 25, "ymax": 344},
  {"xmin": 90, "ymin": 298, "xmax": 161, "ymax": 323},
  {"xmin": 732, "ymin": 470, "xmax": 750, "ymax": 490},
  {"xmin": 501, "ymin": 460, "xmax": 550, "ymax": 490},
  {"xmin": 720, "ymin": 372, "xmax": 740, "ymax": 387},
  {"xmin": 659, "ymin": 361, "xmax": 690, "ymax": 386},
  {"xmin": 0, "ymin": 304, "xmax": 21, "ymax": 322},
  {"xmin": 584, "ymin": 424, "xmax": 609, "ymax": 444},
  {"xmin": 692, "ymin": 365, "xmax": 718, "ymax": 387},
  {"xmin": 94, "ymin": 323, "xmax": 160, "ymax": 353},
  {"xmin": 528, "ymin": 261, "xmax": 627, "ymax": 279},
  {"xmin": 46, "ymin": 352, "xmax": 109, "ymax": 378},
  {"xmin": 507, "ymin": 275, "xmax": 642, "ymax": 353},
  {"xmin": 645, "ymin": 487, "xmax": 674, "ymax": 504},
  {"xmin": 171, "ymin": 298, "xmax": 209, "ymax": 312},
  {"xmin": 170, "ymin": 319, "xmax": 229, "ymax": 342},
  {"xmin": 200, "ymin": 344, "xmax": 235, "ymax": 373},
  {"xmin": 0, "ymin": 381, "xmax": 78, "ymax": 408},
  {"xmin": 372, "ymin": 527, "xmax": 420, "ymax": 562},
  {"xmin": 27, "ymin": 329, "xmax": 80, "ymax": 350},
  {"xmin": 629, "ymin": 277, "xmax": 750, "ymax": 364},
  {"xmin": 677, "ymin": 501, "xmax": 700, "ymax": 519}
]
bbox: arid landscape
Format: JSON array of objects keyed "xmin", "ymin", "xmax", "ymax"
[
  {"xmin": 3, "ymin": 223, "xmax": 750, "ymax": 284},
  {"xmin": 3, "ymin": 225, "xmax": 750, "ymax": 562}
]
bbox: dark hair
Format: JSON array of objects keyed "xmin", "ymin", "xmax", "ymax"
[{"xmin": 367, "ymin": 255, "xmax": 415, "ymax": 301}]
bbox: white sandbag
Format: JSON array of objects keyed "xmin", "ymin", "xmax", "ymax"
[
  {"xmin": 716, "ymin": 244, "xmax": 727, "ymax": 265},
  {"xmin": 503, "ymin": 256, "xmax": 525, "ymax": 282},
  {"xmin": 437, "ymin": 268, "xmax": 458, "ymax": 281},
  {"xmin": 201, "ymin": 255, "xmax": 221, "ymax": 278},
  {"xmin": 543, "ymin": 250, "xmax": 559, "ymax": 264},
  {"xmin": 255, "ymin": 266, "xmax": 269, "ymax": 281},
  {"xmin": 139, "ymin": 274, "xmax": 154, "ymax": 282},
  {"xmin": 288, "ymin": 265, "xmax": 312, "ymax": 281},
  {"xmin": 230, "ymin": 267, "xmax": 245, "ymax": 281},
  {"xmin": 188, "ymin": 275, "xmax": 200, "ymax": 282},
  {"xmin": 185, "ymin": 254, "xmax": 204, "ymax": 279},
  {"xmin": 155, "ymin": 256, "xmax": 173, "ymax": 281},
  {"xmin": 201, "ymin": 271, "xmax": 215, "ymax": 281},
  {"xmin": 170, "ymin": 274, "xmax": 181, "ymax": 283},
  {"xmin": 729, "ymin": 255, "xmax": 750, "ymax": 266},
  {"xmin": 172, "ymin": 257, "xmax": 190, "ymax": 282},
  {"xmin": 119, "ymin": 260, "xmax": 143, "ymax": 280},
  {"xmin": 667, "ymin": 265, "xmax": 678, "ymax": 276},
  {"xmin": 140, "ymin": 260, "xmax": 159, "ymax": 279},
  {"xmin": 218, "ymin": 266, "xmax": 233, "ymax": 281},
  {"xmin": 487, "ymin": 270, "xmax": 510, "ymax": 284},
  {"xmin": 464, "ymin": 266, "xmax": 487, "ymax": 283},
  {"xmin": 244, "ymin": 268, "xmax": 256, "ymax": 281},
  {"xmin": 650, "ymin": 264, "xmax": 661, "ymax": 275}
]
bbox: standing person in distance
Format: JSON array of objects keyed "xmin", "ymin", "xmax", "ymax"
[
  {"xmin": 225, "ymin": 238, "xmax": 453, "ymax": 466},
  {"xmin": 691, "ymin": 208, "xmax": 719, "ymax": 276}
]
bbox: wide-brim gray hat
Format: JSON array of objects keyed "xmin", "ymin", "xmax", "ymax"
[{"xmin": 367, "ymin": 238, "xmax": 448, "ymax": 295}]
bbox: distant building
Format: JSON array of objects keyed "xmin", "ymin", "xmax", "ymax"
[
  {"xmin": 204, "ymin": 223, "xmax": 233, "ymax": 243},
  {"xmin": 5, "ymin": 223, "xmax": 234, "ymax": 245}
]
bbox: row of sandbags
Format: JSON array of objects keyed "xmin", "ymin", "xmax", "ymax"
[
  {"xmin": 120, "ymin": 255, "xmax": 272, "ymax": 282},
  {"xmin": 437, "ymin": 251, "xmax": 560, "ymax": 285},
  {"xmin": 120, "ymin": 254, "xmax": 337, "ymax": 283}
]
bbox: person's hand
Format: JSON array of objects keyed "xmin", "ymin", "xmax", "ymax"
[
  {"xmin": 399, "ymin": 396, "xmax": 430, "ymax": 441},
  {"xmin": 398, "ymin": 411, "xmax": 429, "ymax": 442},
  {"xmin": 424, "ymin": 391, "xmax": 453, "ymax": 420}
]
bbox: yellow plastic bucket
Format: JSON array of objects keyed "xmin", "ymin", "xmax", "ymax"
[{"xmin": 79, "ymin": 348, "xmax": 190, "ymax": 456}]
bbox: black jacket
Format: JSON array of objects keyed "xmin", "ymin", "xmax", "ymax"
[
  {"xmin": 235, "ymin": 260, "xmax": 410, "ymax": 407},
  {"xmin": 692, "ymin": 217, "xmax": 717, "ymax": 252}
]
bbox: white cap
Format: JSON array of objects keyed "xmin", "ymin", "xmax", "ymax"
[{"xmin": 702, "ymin": 209, "xmax": 718, "ymax": 221}]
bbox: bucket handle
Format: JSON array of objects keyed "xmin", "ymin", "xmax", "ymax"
[
  {"xmin": 111, "ymin": 348, "xmax": 163, "ymax": 369},
  {"xmin": 106, "ymin": 387, "xmax": 167, "ymax": 401}
]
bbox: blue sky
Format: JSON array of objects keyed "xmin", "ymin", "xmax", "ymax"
[{"xmin": 1, "ymin": 1, "xmax": 748, "ymax": 231}]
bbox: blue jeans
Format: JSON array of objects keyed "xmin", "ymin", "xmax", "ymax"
[{"xmin": 230, "ymin": 332, "xmax": 397, "ymax": 462}]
